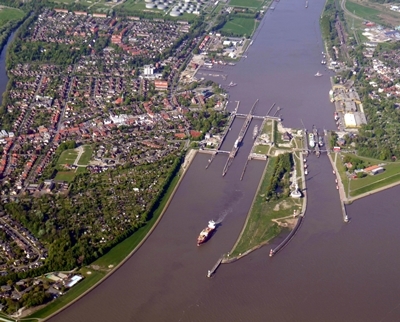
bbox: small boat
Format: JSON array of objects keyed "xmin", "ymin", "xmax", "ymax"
[
  {"xmin": 228, "ymin": 81, "xmax": 237, "ymax": 87},
  {"xmin": 315, "ymin": 71, "xmax": 322, "ymax": 77},
  {"xmin": 333, "ymin": 170, "xmax": 336, "ymax": 175},
  {"xmin": 305, "ymin": 0, "xmax": 308, "ymax": 7},
  {"xmin": 305, "ymin": 169, "xmax": 308, "ymax": 175},
  {"xmin": 336, "ymin": 185, "xmax": 339, "ymax": 190},
  {"xmin": 321, "ymin": 60, "xmax": 326, "ymax": 65},
  {"xmin": 270, "ymin": 6, "xmax": 275, "ymax": 10}
]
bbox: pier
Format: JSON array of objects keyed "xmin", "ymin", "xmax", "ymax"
[{"xmin": 207, "ymin": 256, "xmax": 223, "ymax": 278}]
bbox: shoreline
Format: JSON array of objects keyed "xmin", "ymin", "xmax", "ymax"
[{"xmin": 40, "ymin": 150, "xmax": 198, "ymax": 321}]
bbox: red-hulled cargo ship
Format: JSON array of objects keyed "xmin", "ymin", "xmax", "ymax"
[{"xmin": 197, "ymin": 221, "xmax": 216, "ymax": 246}]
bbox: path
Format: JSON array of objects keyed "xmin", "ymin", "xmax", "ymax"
[{"xmin": 73, "ymin": 146, "xmax": 84, "ymax": 166}]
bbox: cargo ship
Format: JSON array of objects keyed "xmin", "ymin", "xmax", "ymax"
[{"xmin": 197, "ymin": 220, "xmax": 216, "ymax": 246}]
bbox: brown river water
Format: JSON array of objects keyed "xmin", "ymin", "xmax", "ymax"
[{"xmin": 44, "ymin": 0, "xmax": 400, "ymax": 321}]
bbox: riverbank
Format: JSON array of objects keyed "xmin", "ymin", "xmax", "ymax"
[{"xmin": 26, "ymin": 151, "xmax": 197, "ymax": 321}]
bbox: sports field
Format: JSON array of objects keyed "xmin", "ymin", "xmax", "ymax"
[
  {"xmin": 221, "ymin": 16, "xmax": 257, "ymax": 37},
  {"xmin": 57, "ymin": 149, "xmax": 78, "ymax": 165}
]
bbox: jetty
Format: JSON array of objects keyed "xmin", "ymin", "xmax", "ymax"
[
  {"xmin": 269, "ymin": 213, "xmax": 304, "ymax": 257},
  {"xmin": 207, "ymin": 256, "xmax": 223, "ymax": 278}
]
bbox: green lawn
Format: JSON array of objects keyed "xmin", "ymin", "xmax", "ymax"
[
  {"xmin": 254, "ymin": 145, "xmax": 269, "ymax": 154},
  {"xmin": 57, "ymin": 149, "xmax": 78, "ymax": 165},
  {"xmin": 230, "ymin": 156, "xmax": 302, "ymax": 257},
  {"xmin": 77, "ymin": 145, "xmax": 93, "ymax": 166},
  {"xmin": 0, "ymin": 7, "xmax": 24, "ymax": 27},
  {"xmin": 47, "ymin": 0, "xmax": 107, "ymax": 5},
  {"xmin": 229, "ymin": 0, "xmax": 264, "ymax": 8},
  {"xmin": 54, "ymin": 171, "xmax": 76, "ymax": 182},
  {"xmin": 27, "ymin": 269, "xmax": 105, "ymax": 319},
  {"xmin": 221, "ymin": 16, "xmax": 257, "ymax": 37},
  {"xmin": 345, "ymin": 1, "xmax": 384, "ymax": 25},
  {"xmin": 75, "ymin": 167, "xmax": 87, "ymax": 174}
]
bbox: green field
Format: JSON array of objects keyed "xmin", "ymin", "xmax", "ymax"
[
  {"xmin": 0, "ymin": 7, "xmax": 25, "ymax": 27},
  {"xmin": 27, "ymin": 168, "xmax": 182, "ymax": 319},
  {"xmin": 57, "ymin": 149, "xmax": 78, "ymax": 165},
  {"xmin": 221, "ymin": 16, "xmax": 257, "ymax": 37},
  {"xmin": 229, "ymin": 0, "xmax": 264, "ymax": 8},
  {"xmin": 54, "ymin": 171, "xmax": 76, "ymax": 182},
  {"xmin": 47, "ymin": 0, "xmax": 108, "ymax": 6},
  {"xmin": 230, "ymin": 156, "xmax": 302, "ymax": 257},
  {"xmin": 77, "ymin": 145, "xmax": 93, "ymax": 166},
  {"xmin": 345, "ymin": 1, "xmax": 384, "ymax": 25},
  {"xmin": 119, "ymin": 1, "xmax": 148, "ymax": 12},
  {"xmin": 254, "ymin": 145, "xmax": 269, "ymax": 154}
]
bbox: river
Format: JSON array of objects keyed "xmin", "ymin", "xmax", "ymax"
[
  {"xmin": 43, "ymin": 0, "xmax": 400, "ymax": 321},
  {"xmin": 0, "ymin": 31, "xmax": 15, "ymax": 106}
]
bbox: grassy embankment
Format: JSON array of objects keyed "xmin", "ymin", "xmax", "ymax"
[
  {"xmin": 27, "ymin": 167, "xmax": 183, "ymax": 320},
  {"xmin": 229, "ymin": 156, "xmax": 302, "ymax": 258}
]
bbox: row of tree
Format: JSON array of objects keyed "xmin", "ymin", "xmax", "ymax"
[{"xmin": 265, "ymin": 153, "xmax": 293, "ymax": 201}]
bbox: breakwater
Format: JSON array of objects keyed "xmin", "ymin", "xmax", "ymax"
[{"xmin": 269, "ymin": 214, "xmax": 304, "ymax": 257}]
